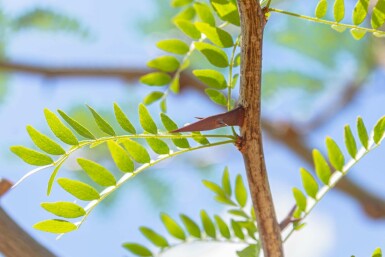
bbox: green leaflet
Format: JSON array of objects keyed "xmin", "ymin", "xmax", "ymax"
[
  {"xmin": 156, "ymin": 39, "xmax": 190, "ymax": 55},
  {"xmin": 139, "ymin": 104, "xmax": 158, "ymax": 134},
  {"xmin": 173, "ymin": 6, "xmax": 196, "ymax": 21},
  {"xmin": 160, "ymin": 113, "xmax": 190, "ymax": 148},
  {"xmin": 350, "ymin": 28, "xmax": 366, "ymax": 40},
  {"xmin": 200, "ymin": 210, "xmax": 216, "ymax": 238},
  {"xmin": 146, "ymin": 138, "xmax": 170, "ymax": 155},
  {"xmin": 315, "ymin": 0, "xmax": 328, "ymax": 18},
  {"xmin": 372, "ymin": 248, "xmax": 382, "ymax": 257},
  {"xmin": 333, "ymin": 0, "xmax": 344, "ymax": 22},
  {"xmin": 58, "ymin": 110, "xmax": 95, "ymax": 139},
  {"xmin": 170, "ymin": 73, "xmax": 180, "ymax": 93},
  {"xmin": 160, "ymin": 213, "xmax": 186, "ymax": 240},
  {"xmin": 231, "ymin": 220, "xmax": 245, "ymax": 240},
  {"xmin": 235, "ymin": 174, "xmax": 247, "ymax": 207},
  {"xmin": 180, "ymin": 214, "xmax": 201, "ymax": 238},
  {"xmin": 292, "ymin": 187, "xmax": 307, "ymax": 212},
  {"xmin": 205, "ymin": 88, "xmax": 227, "ymax": 106},
  {"xmin": 143, "ymin": 91, "xmax": 164, "ymax": 106},
  {"xmin": 344, "ymin": 125, "xmax": 357, "ymax": 158},
  {"xmin": 41, "ymin": 202, "xmax": 85, "ymax": 218},
  {"xmin": 77, "ymin": 158, "xmax": 116, "ymax": 187},
  {"xmin": 357, "ymin": 117, "xmax": 369, "ymax": 149},
  {"xmin": 371, "ymin": 0, "xmax": 385, "ymax": 29},
  {"xmin": 57, "ymin": 178, "xmax": 100, "ymax": 201},
  {"xmin": 87, "ymin": 105, "xmax": 116, "ymax": 136},
  {"xmin": 174, "ymin": 19, "xmax": 201, "ymax": 39},
  {"xmin": 194, "ymin": 42, "xmax": 229, "ymax": 68},
  {"xmin": 113, "ymin": 103, "xmax": 136, "ymax": 134},
  {"xmin": 202, "ymin": 180, "xmax": 227, "ymax": 197},
  {"xmin": 312, "ymin": 149, "xmax": 331, "ymax": 185},
  {"xmin": 140, "ymin": 72, "xmax": 172, "ymax": 86},
  {"xmin": 195, "ymin": 22, "xmax": 233, "ymax": 48},
  {"xmin": 193, "ymin": 69, "xmax": 227, "ymax": 89},
  {"xmin": 47, "ymin": 161, "xmax": 64, "ymax": 196},
  {"xmin": 139, "ymin": 227, "xmax": 169, "ymax": 248},
  {"xmin": 210, "ymin": 0, "xmax": 240, "ymax": 26},
  {"xmin": 122, "ymin": 139, "xmax": 151, "ymax": 163},
  {"xmin": 194, "ymin": 2, "xmax": 215, "ymax": 26},
  {"xmin": 107, "ymin": 141, "xmax": 134, "ymax": 172},
  {"xmin": 191, "ymin": 132, "xmax": 210, "ymax": 145},
  {"xmin": 214, "ymin": 215, "xmax": 230, "ymax": 239},
  {"xmin": 171, "ymin": 0, "xmax": 193, "ymax": 8},
  {"xmin": 26, "ymin": 126, "xmax": 65, "ymax": 155},
  {"xmin": 222, "ymin": 167, "xmax": 231, "ymax": 196},
  {"xmin": 352, "ymin": 0, "xmax": 370, "ymax": 25},
  {"xmin": 122, "ymin": 243, "xmax": 153, "ymax": 257},
  {"xmin": 33, "ymin": 219, "xmax": 77, "ymax": 234},
  {"xmin": 373, "ymin": 116, "xmax": 385, "ymax": 144},
  {"xmin": 325, "ymin": 137, "xmax": 345, "ymax": 171},
  {"xmin": 44, "ymin": 109, "xmax": 78, "ymax": 145},
  {"xmin": 300, "ymin": 168, "xmax": 319, "ymax": 199},
  {"xmin": 236, "ymin": 244, "xmax": 260, "ymax": 257},
  {"xmin": 10, "ymin": 146, "xmax": 53, "ymax": 166},
  {"xmin": 147, "ymin": 56, "xmax": 180, "ymax": 72}
]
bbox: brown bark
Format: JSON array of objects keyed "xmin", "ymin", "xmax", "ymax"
[{"xmin": 236, "ymin": 1, "xmax": 283, "ymax": 256}]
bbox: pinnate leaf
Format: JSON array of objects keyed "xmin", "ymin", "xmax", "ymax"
[
  {"xmin": 214, "ymin": 215, "xmax": 230, "ymax": 239},
  {"xmin": 210, "ymin": 0, "xmax": 240, "ymax": 26},
  {"xmin": 237, "ymin": 244, "xmax": 260, "ymax": 257},
  {"xmin": 143, "ymin": 91, "xmax": 164, "ymax": 106},
  {"xmin": 171, "ymin": 0, "xmax": 193, "ymax": 8},
  {"xmin": 333, "ymin": 0, "xmax": 345, "ymax": 22},
  {"xmin": 352, "ymin": 0, "xmax": 369, "ymax": 25}
]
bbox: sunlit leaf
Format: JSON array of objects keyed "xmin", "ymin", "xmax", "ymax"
[
  {"xmin": 122, "ymin": 139, "xmax": 151, "ymax": 163},
  {"xmin": 195, "ymin": 22, "xmax": 233, "ymax": 48},
  {"xmin": 107, "ymin": 141, "xmax": 134, "ymax": 172},
  {"xmin": 193, "ymin": 69, "xmax": 227, "ymax": 89},
  {"xmin": 113, "ymin": 103, "xmax": 136, "ymax": 134},
  {"xmin": 210, "ymin": 0, "xmax": 240, "ymax": 26},
  {"xmin": 344, "ymin": 125, "xmax": 357, "ymax": 158},
  {"xmin": 147, "ymin": 56, "xmax": 180, "ymax": 72},
  {"xmin": 194, "ymin": 42, "xmax": 229, "ymax": 68},
  {"xmin": 146, "ymin": 138, "xmax": 170, "ymax": 154},
  {"xmin": 214, "ymin": 215, "xmax": 230, "ymax": 239},
  {"xmin": 373, "ymin": 116, "xmax": 385, "ymax": 144},
  {"xmin": 350, "ymin": 28, "xmax": 366, "ymax": 40},
  {"xmin": 122, "ymin": 243, "xmax": 152, "ymax": 257},
  {"xmin": 140, "ymin": 72, "xmax": 172, "ymax": 86},
  {"xmin": 10, "ymin": 146, "xmax": 53, "ymax": 166},
  {"xmin": 26, "ymin": 126, "xmax": 65, "ymax": 155},
  {"xmin": 44, "ymin": 109, "xmax": 78, "ymax": 145},
  {"xmin": 292, "ymin": 187, "xmax": 307, "ymax": 212},
  {"xmin": 222, "ymin": 167, "xmax": 232, "ymax": 196},
  {"xmin": 160, "ymin": 213, "xmax": 186, "ymax": 240},
  {"xmin": 205, "ymin": 89, "xmax": 227, "ymax": 106},
  {"xmin": 194, "ymin": 2, "xmax": 215, "ymax": 26},
  {"xmin": 41, "ymin": 202, "xmax": 85, "ymax": 218},
  {"xmin": 325, "ymin": 137, "xmax": 345, "ymax": 171},
  {"xmin": 174, "ymin": 19, "xmax": 201, "ymax": 39},
  {"xmin": 312, "ymin": 149, "xmax": 331, "ymax": 185},
  {"xmin": 371, "ymin": 0, "xmax": 385, "ymax": 29},
  {"xmin": 315, "ymin": 0, "xmax": 328, "ymax": 18},
  {"xmin": 160, "ymin": 113, "xmax": 190, "ymax": 148},
  {"xmin": 87, "ymin": 105, "xmax": 116, "ymax": 136},
  {"xmin": 235, "ymin": 174, "xmax": 247, "ymax": 207},
  {"xmin": 139, "ymin": 104, "xmax": 158, "ymax": 134},
  {"xmin": 180, "ymin": 214, "xmax": 201, "ymax": 238},
  {"xmin": 357, "ymin": 117, "xmax": 369, "ymax": 149},
  {"xmin": 333, "ymin": 0, "xmax": 345, "ymax": 22},
  {"xmin": 33, "ymin": 219, "xmax": 77, "ymax": 234},
  {"xmin": 143, "ymin": 91, "xmax": 164, "ymax": 106},
  {"xmin": 57, "ymin": 178, "xmax": 100, "ymax": 201},
  {"xmin": 352, "ymin": 0, "xmax": 369, "ymax": 25},
  {"xmin": 171, "ymin": 0, "xmax": 193, "ymax": 8},
  {"xmin": 231, "ymin": 220, "xmax": 244, "ymax": 240},
  {"xmin": 236, "ymin": 244, "xmax": 260, "ymax": 257},
  {"xmin": 77, "ymin": 158, "xmax": 116, "ymax": 186},
  {"xmin": 300, "ymin": 168, "xmax": 319, "ymax": 199},
  {"xmin": 156, "ymin": 39, "xmax": 190, "ymax": 55},
  {"xmin": 139, "ymin": 227, "xmax": 169, "ymax": 248},
  {"xmin": 58, "ymin": 110, "xmax": 95, "ymax": 139}
]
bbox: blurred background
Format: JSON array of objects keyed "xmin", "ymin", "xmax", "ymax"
[{"xmin": 0, "ymin": 0, "xmax": 385, "ymax": 256}]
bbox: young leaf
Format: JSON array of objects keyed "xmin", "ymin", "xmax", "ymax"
[
  {"xmin": 292, "ymin": 187, "xmax": 307, "ymax": 212},
  {"xmin": 344, "ymin": 125, "xmax": 357, "ymax": 158},
  {"xmin": 214, "ymin": 215, "xmax": 230, "ymax": 239},
  {"xmin": 113, "ymin": 103, "xmax": 136, "ymax": 134},
  {"xmin": 180, "ymin": 214, "xmax": 201, "ymax": 238},
  {"xmin": 231, "ymin": 220, "xmax": 245, "ymax": 240},
  {"xmin": 373, "ymin": 116, "xmax": 385, "ymax": 144},
  {"xmin": 222, "ymin": 167, "xmax": 232, "ymax": 196},
  {"xmin": 107, "ymin": 141, "xmax": 134, "ymax": 172},
  {"xmin": 315, "ymin": 0, "xmax": 328, "ymax": 18},
  {"xmin": 10, "ymin": 146, "xmax": 53, "ymax": 166},
  {"xmin": 192, "ymin": 69, "xmax": 227, "ymax": 89},
  {"xmin": 139, "ymin": 104, "xmax": 158, "ymax": 134},
  {"xmin": 194, "ymin": 2, "xmax": 215, "ymax": 26},
  {"xmin": 357, "ymin": 117, "xmax": 369, "ymax": 149},
  {"xmin": 26, "ymin": 126, "xmax": 65, "ymax": 155},
  {"xmin": 371, "ymin": 0, "xmax": 385, "ymax": 29},
  {"xmin": 160, "ymin": 113, "xmax": 190, "ymax": 148},
  {"xmin": 350, "ymin": 28, "xmax": 366, "ymax": 40},
  {"xmin": 171, "ymin": 0, "xmax": 193, "ymax": 8},
  {"xmin": 195, "ymin": 22, "xmax": 233, "ymax": 48},
  {"xmin": 44, "ymin": 109, "xmax": 78, "ymax": 145},
  {"xmin": 41, "ymin": 202, "xmax": 85, "ymax": 218},
  {"xmin": 160, "ymin": 213, "xmax": 186, "ymax": 240},
  {"xmin": 200, "ymin": 210, "xmax": 216, "ymax": 238},
  {"xmin": 325, "ymin": 137, "xmax": 345, "ymax": 171},
  {"xmin": 122, "ymin": 139, "xmax": 151, "ymax": 163},
  {"xmin": 236, "ymin": 244, "xmax": 260, "ymax": 257},
  {"xmin": 147, "ymin": 56, "xmax": 180, "ymax": 72},
  {"xmin": 156, "ymin": 39, "xmax": 190, "ymax": 55},
  {"xmin": 174, "ymin": 19, "xmax": 201, "ymax": 39},
  {"xmin": 146, "ymin": 138, "xmax": 170, "ymax": 155},
  {"xmin": 333, "ymin": 0, "xmax": 345, "ymax": 22},
  {"xmin": 194, "ymin": 42, "xmax": 229, "ymax": 68},
  {"xmin": 140, "ymin": 72, "xmax": 172, "ymax": 86},
  {"xmin": 205, "ymin": 89, "xmax": 227, "ymax": 106},
  {"xmin": 33, "ymin": 219, "xmax": 77, "ymax": 234},
  {"xmin": 139, "ymin": 227, "xmax": 169, "ymax": 248},
  {"xmin": 235, "ymin": 174, "xmax": 247, "ymax": 207},
  {"xmin": 300, "ymin": 168, "xmax": 319, "ymax": 199},
  {"xmin": 143, "ymin": 91, "xmax": 164, "ymax": 106},
  {"xmin": 87, "ymin": 105, "xmax": 116, "ymax": 136},
  {"xmin": 57, "ymin": 178, "xmax": 100, "ymax": 201},
  {"xmin": 58, "ymin": 110, "xmax": 95, "ymax": 139},
  {"xmin": 312, "ymin": 149, "xmax": 331, "ymax": 185},
  {"xmin": 77, "ymin": 158, "xmax": 116, "ymax": 186},
  {"xmin": 352, "ymin": 0, "xmax": 369, "ymax": 25},
  {"xmin": 210, "ymin": 0, "xmax": 240, "ymax": 26},
  {"xmin": 122, "ymin": 243, "xmax": 153, "ymax": 257}
]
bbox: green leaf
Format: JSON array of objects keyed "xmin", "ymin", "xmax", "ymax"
[
  {"xmin": 113, "ymin": 103, "xmax": 136, "ymax": 134},
  {"xmin": 352, "ymin": 0, "xmax": 369, "ymax": 25},
  {"xmin": 210, "ymin": 0, "xmax": 240, "ymax": 26},
  {"xmin": 57, "ymin": 178, "xmax": 100, "ymax": 201},
  {"xmin": 10, "ymin": 146, "xmax": 53, "ymax": 166},
  {"xmin": 107, "ymin": 141, "xmax": 134, "ymax": 172},
  {"xmin": 192, "ymin": 132, "xmax": 210, "ymax": 145},
  {"xmin": 222, "ymin": 167, "xmax": 232, "ymax": 196},
  {"xmin": 344, "ymin": 125, "xmax": 357, "ymax": 158},
  {"xmin": 214, "ymin": 215, "xmax": 230, "ymax": 239},
  {"xmin": 171, "ymin": 0, "xmax": 193, "ymax": 8},
  {"xmin": 292, "ymin": 187, "xmax": 307, "ymax": 212},
  {"xmin": 315, "ymin": 0, "xmax": 328, "ymax": 18},
  {"xmin": 77, "ymin": 158, "xmax": 116, "ymax": 186},
  {"xmin": 122, "ymin": 139, "xmax": 151, "ymax": 163},
  {"xmin": 205, "ymin": 89, "xmax": 227, "ymax": 106},
  {"xmin": 372, "ymin": 247, "xmax": 382, "ymax": 257},
  {"xmin": 58, "ymin": 110, "xmax": 95, "ymax": 139},
  {"xmin": 174, "ymin": 19, "xmax": 201, "ymax": 39},
  {"xmin": 146, "ymin": 138, "xmax": 170, "ymax": 154},
  {"xmin": 331, "ymin": 24, "xmax": 347, "ymax": 32},
  {"xmin": 350, "ymin": 28, "xmax": 366, "ymax": 40},
  {"xmin": 147, "ymin": 56, "xmax": 180, "ymax": 72},
  {"xmin": 44, "ymin": 109, "xmax": 78, "ymax": 145},
  {"xmin": 312, "ymin": 149, "xmax": 331, "ymax": 185},
  {"xmin": 47, "ymin": 162, "xmax": 63, "ymax": 196},
  {"xmin": 194, "ymin": 2, "xmax": 215, "ymax": 26},
  {"xmin": 231, "ymin": 220, "xmax": 245, "ymax": 240},
  {"xmin": 333, "ymin": 0, "xmax": 345, "ymax": 22},
  {"xmin": 325, "ymin": 137, "xmax": 345, "ymax": 171},
  {"xmin": 156, "ymin": 39, "xmax": 190, "ymax": 55},
  {"xmin": 228, "ymin": 209, "xmax": 248, "ymax": 218},
  {"xmin": 139, "ymin": 227, "xmax": 169, "ymax": 248},
  {"xmin": 180, "ymin": 214, "xmax": 201, "ymax": 238},
  {"xmin": 160, "ymin": 113, "xmax": 190, "ymax": 148},
  {"xmin": 300, "ymin": 168, "xmax": 319, "ymax": 199},
  {"xmin": 236, "ymin": 244, "xmax": 260, "ymax": 257},
  {"xmin": 87, "ymin": 105, "xmax": 116, "ymax": 136},
  {"xmin": 41, "ymin": 202, "xmax": 85, "ymax": 218},
  {"xmin": 235, "ymin": 174, "xmax": 247, "ymax": 207},
  {"xmin": 234, "ymin": 53, "xmax": 241, "ymax": 67},
  {"xmin": 195, "ymin": 22, "xmax": 233, "ymax": 48},
  {"xmin": 194, "ymin": 42, "xmax": 229, "ymax": 68},
  {"xmin": 160, "ymin": 98, "xmax": 167, "ymax": 112},
  {"xmin": 214, "ymin": 195, "xmax": 236, "ymax": 206},
  {"xmin": 170, "ymin": 73, "xmax": 180, "ymax": 93},
  {"xmin": 140, "ymin": 72, "xmax": 172, "ymax": 86},
  {"xmin": 173, "ymin": 6, "xmax": 196, "ymax": 21},
  {"xmin": 192, "ymin": 69, "xmax": 227, "ymax": 89},
  {"xmin": 139, "ymin": 104, "xmax": 158, "ymax": 134},
  {"xmin": 373, "ymin": 116, "xmax": 385, "ymax": 144},
  {"xmin": 122, "ymin": 243, "xmax": 152, "ymax": 257},
  {"xmin": 202, "ymin": 180, "xmax": 226, "ymax": 197},
  {"xmin": 200, "ymin": 210, "xmax": 216, "ymax": 238},
  {"xmin": 26, "ymin": 126, "xmax": 65, "ymax": 155},
  {"xmin": 371, "ymin": 0, "xmax": 385, "ymax": 29},
  {"xmin": 143, "ymin": 91, "xmax": 164, "ymax": 106},
  {"xmin": 33, "ymin": 219, "xmax": 77, "ymax": 234},
  {"xmin": 357, "ymin": 117, "xmax": 369, "ymax": 149},
  {"xmin": 160, "ymin": 213, "xmax": 186, "ymax": 240}
]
